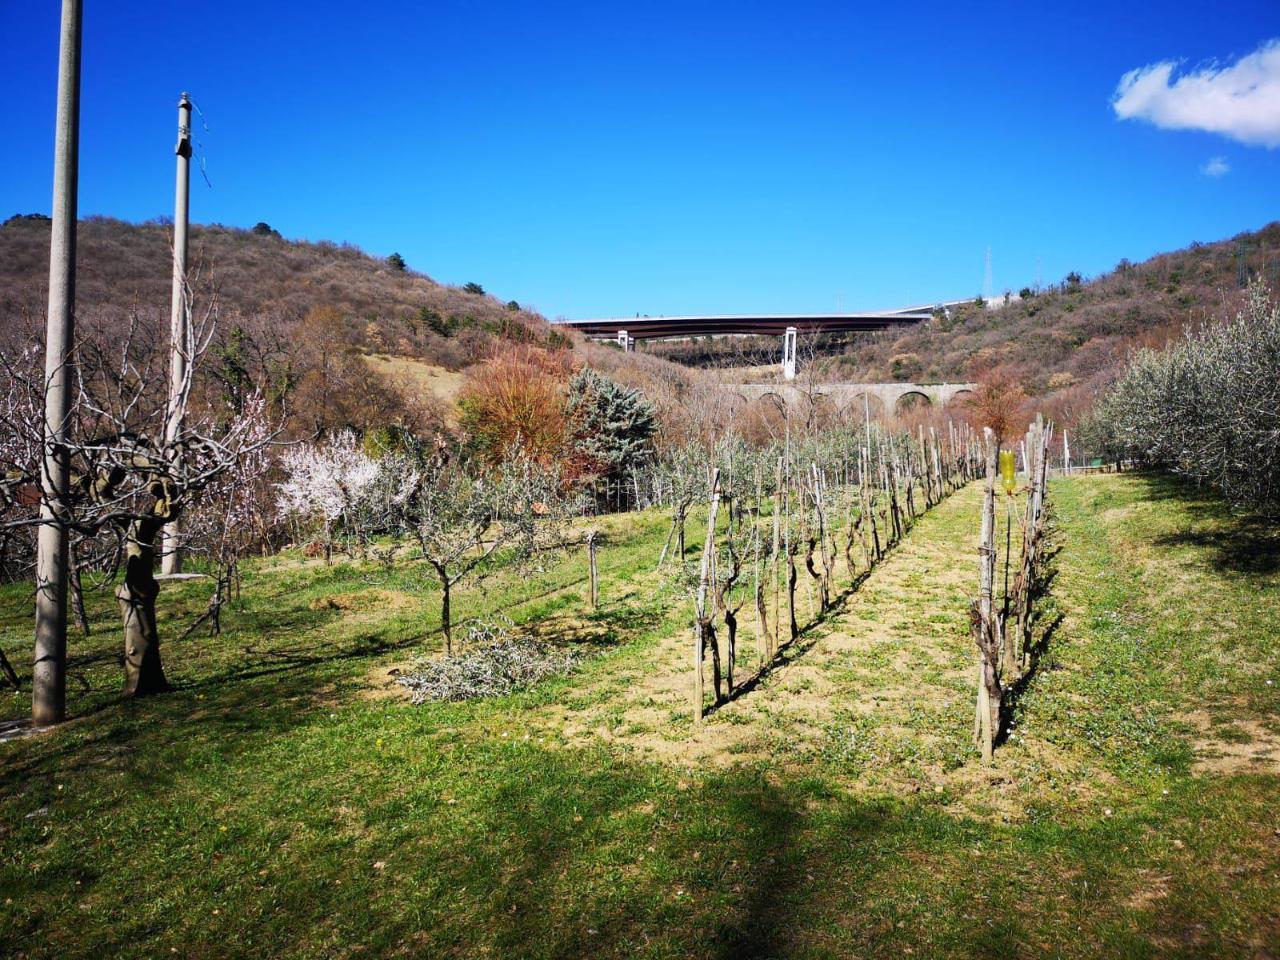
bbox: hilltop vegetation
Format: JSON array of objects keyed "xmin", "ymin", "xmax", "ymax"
[
  {"xmin": 0, "ymin": 215, "xmax": 574, "ymax": 439},
  {"xmin": 0, "ymin": 214, "xmax": 550, "ymax": 349},
  {"xmin": 4, "ymin": 214, "xmax": 1279, "ymax": 442},
  {"xmin": 0, "ymin": 216, "xmax": 738, "ymax": 449},
  {"xmin": 646, "ymin": 221, "xmax": 1280, "ymax": 433},
  {"xmin": 835, "ymin": 221, "xmax": 1280, "ymax": 424}
]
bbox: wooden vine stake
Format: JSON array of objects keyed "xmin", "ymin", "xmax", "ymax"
[
  {"xmin": 586, "ymin": 530, "xmax": 599, "ymax": 610},
  {"xmin": 810, "ymin": 463, "xmax": 831, "ymax": 613},
  {"xmin": 1014, "ymin": 416, "xmax": 1054, "ymax": 666},
  {"xmin": 692, "ymin": 468, "xmax": 722, "ymax": 726},
  {"xmin": 770, "ymin": 456, "xmax": 783, "ymax": 658},
  {"xmin": 972, "ymin": 427, "xmax": 1002, "ymax": 763}
]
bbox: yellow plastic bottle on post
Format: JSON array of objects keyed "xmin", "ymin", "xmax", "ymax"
[{"xmin": 999, "ymin": 449, "xmax": 1017, "ymax": 495}]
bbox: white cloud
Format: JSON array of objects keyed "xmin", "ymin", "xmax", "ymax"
[
  {"xmin": 1112, "ymin": 39, "xmax": 1280, "ymax": 148},
  {"xmin": 1201, "ymin": 156, "xmax": 1230, "ymax": 177}
]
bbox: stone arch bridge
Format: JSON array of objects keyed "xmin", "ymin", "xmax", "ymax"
[{"xmin": 730, "ymin": 381, "xmax": 977, "ymax": 413}]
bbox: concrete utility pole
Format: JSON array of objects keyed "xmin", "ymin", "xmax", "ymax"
[
  {"xmin": 782, "ymin": 326, "xmax": 797, "ymax": 381},
  {"xmin": 161, "ymin": 92, "xmax": 193, "ymax": 575},
  {"xmin": 33, "ymin": 0, "xmax": 84, "ymax": 726}
]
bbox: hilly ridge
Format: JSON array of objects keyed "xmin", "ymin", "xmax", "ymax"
[
  {"xmin": 3, "ymin": 214, "xmax": 1278, "ymax": 434},
  {"xmin": 832, "ymin": 221, "xmax": 1280, "ymax": 422},
  {"xmin": 0, "ymin": 214, "xmax": 558, "ymax": 371}
]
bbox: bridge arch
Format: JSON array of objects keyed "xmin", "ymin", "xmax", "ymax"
[
  {"xmin": 946, "ymin": 388, "xmax": 977, "ymax": 408},
  {"xmin": 737, "ymin": 391, "xmax": 791, "ymax": 444},
  {"xmin": 895, "ymin": 390, "xmax": 932, "ymax": 413},
  {"xmin": 844, "ymin": 391, "xmax": 885, "ymax": 419},
  {"xmin": 724, "ymin": 380, "xmax": 978, "ymax": 416}
]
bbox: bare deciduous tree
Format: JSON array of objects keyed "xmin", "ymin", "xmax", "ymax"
[{"xmin": 1, "ymin": 303, "xmax": 276, "ymax": 700}]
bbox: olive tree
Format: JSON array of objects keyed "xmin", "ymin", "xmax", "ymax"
[
  {"xmin": 654, "ymin": 442, "xmax": 710, "ymax": 569},
  {"xmin": 401, "ymin": 452, "xmax": 581, "ymax": 653},
  {"xmin": 1085, "ymin": 281, "xmax": 1280, "ymax": 513}
]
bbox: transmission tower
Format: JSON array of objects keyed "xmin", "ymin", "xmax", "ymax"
[{"xmin": 982, "ymin": 246, "xmax": 993, "ymax": 302}]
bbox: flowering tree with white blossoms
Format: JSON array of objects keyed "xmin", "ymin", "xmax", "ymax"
[{"xmin": 276, "ymin": 432, "xmax": 383, "ymax": 562}]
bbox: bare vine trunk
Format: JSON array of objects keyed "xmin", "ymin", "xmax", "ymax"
[
  {"xmin": 0, "ymin": 648, "xmax": 20, "ymax": 690},
  {"xmin": 973, "ymin": 429, "xmax": 1001, "ymax": 761},
  {"xmin": 692, "ymin": 470, "xmax": 721, "ymax": 724},
  {"xmin": 724, "ymin": 608, "xmax": 736, "ymax": 694}
]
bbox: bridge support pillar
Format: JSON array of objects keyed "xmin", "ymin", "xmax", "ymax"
[
  {"xmin": 782, "ymin": 326, "xmax": 797, "ymax": 380},
  {"xmin": 617, "ymin": 330, "xmax": 634, "ymax": 353}
]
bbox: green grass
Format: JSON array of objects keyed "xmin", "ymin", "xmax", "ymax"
[{"xmin": 1, "ymin": 474, "xmax": 1278, "ymax": 958}]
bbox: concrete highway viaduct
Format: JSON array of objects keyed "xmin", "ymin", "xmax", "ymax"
[{"xmin": 556, "ymin": 309, "xmax": 978, "ymax": 413}]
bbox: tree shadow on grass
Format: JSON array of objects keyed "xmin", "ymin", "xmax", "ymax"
[
  {"xmin": 0, "ymin": 621, "xmax": 423, "ymax": 797},
  {"xmin": 398, "ymin": 754, "xmax": 875, "ymax": 960},
  {"xmin": 1151, "ymin": 522, "xmax": 1280, "ymax": 577},
  {"xmin": 1133, "ymin": 473, "xmax": 1280, "ymax": 576},
  {"xmin": 998, "ymin": 611, "xmax": 1065, "ymax": 747},
  {"xmin": 995, "ymin": 533, "xmax": 1064, "ymax": 747},
  {"xmin": 707, "ymin": 517, "xmax": 956, "ymax": 719},
  {"xmin": 703, "ymin": 601, "xmax": 844, "ymax": 719},
  {"xmin": 703, "ymin": 564, "xmax": 876, "ymax": 718}
]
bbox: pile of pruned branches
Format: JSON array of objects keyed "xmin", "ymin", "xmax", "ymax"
[{"xmin": 395, "ymin": 619, "xmax": 585, "ymax": 703}]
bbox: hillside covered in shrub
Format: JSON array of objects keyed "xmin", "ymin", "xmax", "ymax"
[
  {"xmin": 0, "ymin": 215, "xmax": 574, "ymax": 438},
  {"xmin": 831, "ymin": 221, "xmax": 1280, "ymax": 425},
  {"xmin": 5, "ymin": 215, "xmax": 1278, "ymax": 439},
  {"xmin": 0, "ymin": 214, "xmax": 553, "ymax": 358}
]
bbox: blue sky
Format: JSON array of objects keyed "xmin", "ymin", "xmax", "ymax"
[{"xmin": 2, "ymin": 1, "xmax": 1278, "ymax": 319}]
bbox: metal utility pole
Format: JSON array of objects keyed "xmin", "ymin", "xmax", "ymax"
[
  {"xmin": 33, "ymin": 0, "xmax": 84, "ymax": 726},
  {"xmin": 161, "ymin": 92, "xmax": 193, "ymax": 575}
]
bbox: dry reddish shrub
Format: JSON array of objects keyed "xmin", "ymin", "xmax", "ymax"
[
  {"xmin": 457, "ymin": 346, "xmax": 576, "ymax": 466},
  {"xmin": 961, "ymin": 368, "xmax": 1028, "ymax": 443}
]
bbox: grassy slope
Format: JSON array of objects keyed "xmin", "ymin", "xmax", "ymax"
[
  {"xmin": 1, "ymin": 475, "xmax": 1277, "ymax": 958},
  {"xmin": 360, "ymin": 354, "xmax": 468, "ymax": 414}
]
